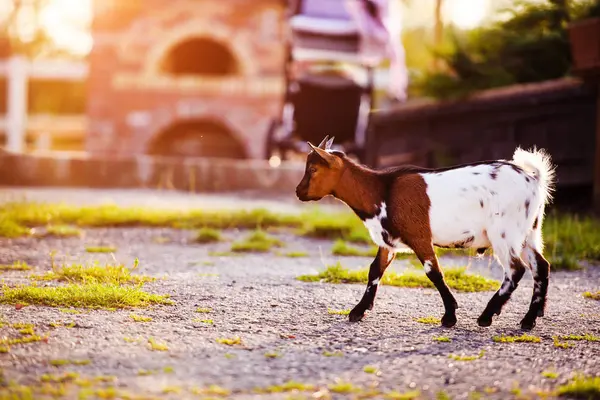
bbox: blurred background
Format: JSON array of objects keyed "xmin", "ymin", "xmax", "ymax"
[{"xmin": 0, "ymin": 0, "xmax": 599, "ymax": 209}]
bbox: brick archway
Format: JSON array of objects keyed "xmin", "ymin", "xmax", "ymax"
[{"xmin": 159, "ymin": 37, "xmax": 240, "ymax": 77}]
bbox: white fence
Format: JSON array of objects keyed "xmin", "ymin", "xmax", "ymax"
[{"xmin": 0, "ymin": 56, "xmax": 88, "ymax": 153}]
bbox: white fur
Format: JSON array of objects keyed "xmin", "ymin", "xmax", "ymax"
[
  {"xmin": 363, "ymin": 203, "xmax": 407, "ymax": 251},
  {"xmin": 421, "ymin": 148, "xmax": 555, "ymax": 271},
  {"xmin": 371, "ymin": 277, "xmax": 380, "ymax": 286}
]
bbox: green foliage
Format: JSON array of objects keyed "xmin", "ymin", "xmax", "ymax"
[
  {"xmin": 193, "ymin": 228, "xmax": 222, "ymax": 244},
  {"xmin": 231, "ymin": 230, "xmax": 283, "ymax": 253},
  {"xmin": 417, "ymin": 0, "xmax": 600, "ymax": 100},
  {"xmin": 556, "ymin": 374, "xmax": 600, "ymax": 398}
]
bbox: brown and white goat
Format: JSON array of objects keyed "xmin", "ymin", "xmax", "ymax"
[{"xmin": 296, "ymin": 136, "xmax": 556, "ymax": 330}]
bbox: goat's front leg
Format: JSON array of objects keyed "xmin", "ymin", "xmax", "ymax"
[
  {"xmin": 412, "ymin": 243, "xmax": 459, "ymax": 328},
  {"xmin": 349, "ymin": 247, "xmax": 395, "ymax": 322}
]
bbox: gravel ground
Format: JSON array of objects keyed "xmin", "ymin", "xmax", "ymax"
[{"xmin": 0, "ymin": 189, "xmax": 599, "ymax": 400}]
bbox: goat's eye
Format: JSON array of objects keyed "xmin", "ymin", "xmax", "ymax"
[{"xmin": 309, "ymin": 167, "xmax": 317, "ymax": 174}]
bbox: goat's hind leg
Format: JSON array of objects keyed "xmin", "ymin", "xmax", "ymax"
[
  {"xmin": 520, "ymin": 242, "xmax": 550, "ymax": 331},
  {"xmin": 349, "ymin": 247, "xmax": 395, "ymax": 322},
  {"xmin": 477, "ymin": 243, "xmax": 527, "ymax": 327}
]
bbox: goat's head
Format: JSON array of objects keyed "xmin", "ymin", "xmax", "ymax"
[{"xmin": 296, "ymin": 135, "xmax": 344, "ymax": 202}]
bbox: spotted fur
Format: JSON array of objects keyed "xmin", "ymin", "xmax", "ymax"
[{"xmin": 296, "ymin": 137, "xmax": 556, "ymax": 331}]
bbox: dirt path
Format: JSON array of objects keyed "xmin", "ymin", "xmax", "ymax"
[{"xmin": 0, "ymin": 190, "xmax": 599, "ymax": 400}]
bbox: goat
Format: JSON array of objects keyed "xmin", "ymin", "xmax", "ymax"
[{"xmin": 295, "ymin": 136, "xmax": 556, "ymax": 331}]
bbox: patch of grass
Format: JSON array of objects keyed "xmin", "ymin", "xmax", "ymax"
[
  {"xmin": 147, "ymin": 337, "xmax": 168, "ymax": 351},
  {"xmin": 85, "ymin": 246, "xmax": 117, "ymax": 253},
  {"xmin": 196, "ymin": 307, "xmax": 212, "ymax": 313},
  {"xmin": 556, "ymin": 374, "xmax": 600, "ymax": 399},
  {"xmin": 328, "ymin": 381, "xmax": 361, "ymax": 394},
  {"xmin": 193, "ymin": 318, "xmax": 214, "ymax": 325},
  {"xmin": 544, "ymin": 213, "xmax": 600, "ymax": 270},
  {"xmin": 558, "ymin": 334, "xmax": 599, "ymax": 342},
  {"xmin": 385, "ymin": 390, "xmax": 421, "ymax": 399},
  {"xmin": 191, "ymin": 385, "xmax": 231, "ymax": 396},
  {"xmin": 162, "ymin": 386, "xmax": 181, "ymax": 394},
  {"xmin": 130, "ymin": 313, "xmax": 152, "ymax": 322},
  {"xmin": 59, "ymin": 308, "xmax": 80, "ymax": 314},
  {"xmin": 40, "ymin": 372, "xmax": 80, "ymax": 383},
  {"xmin": 493, "ymin": 334, "xmax": 541, "ymax": 343},
  {"xmin": 583, "ymin": 291, "xmax": 600, "ymax": 300},
  {"xmin": 327, "ymin": 308, "xmax": 350, "ymax": 315},
  {"xmin": 224, "ymin": 353, "xmax": 236, "ymax": 359},
  {"xmin": 448, "ymin": 350, "xmax": 485, "ymax": 361},
  {"xmin": 542, "ymin": 370, "xmax": 559, "ymax": 379},
  {"xmin": 437, "ymin": 391, "xmax": 452, "ymax": 400},
  {"xmin": 264, "ymin": 351, "xmax": 282, "ymax": 358},
  {"xmin": 433, "ymin": 336, "xmax": 452, "ymax": 342},
  {"xmin": 553, "ymin": 336, "xmax": 573, "ymax": 349},
  {"xmin": 231, "ymin": 230, "xmax": 283, "ymax": 253},
  {"xmin": 50, "ymin": 359, "xmax": 91, "ymax": 367},
  {"xmin": 283, "ymin": 251, "xmax": 309, "ymax": 258},
  {"xmin": 194, "ymin": 227, "xmax": 222, "ymax": 243},
  {"xmin": 0, "ymin": 261, "xmax": 32, "ymax": 271},
  {"xmin": 323, "ymin": 350, "xmax": 343, "ymax": 357},
  {"xmin": 137, "ymin": 369, "xmax": 155, "ymax": 376},
  {"xmin": 0, "ymin": 283, "xmax": 173, "ymax": 309},
  {"xmin": 297, "ymin": 263, "xmax": 499, "ymax": 292},
  {"xmin": 163, "ymin": 366, "xmax": 174, "ymax": 374},
  {"xmin": 363, "ymin": 365, "xmax": 379, "ymax": 374},
  {"xmin": 31, "ymin": 259, "xmax": 153, "ymax": 286},
  {"xmin": 216, "ymin": 337, "xmax": 242, "ymax": 346},
  {"xmin": 416, "ymin": 317, "xmax": 441, "ymax": 325},
  {"xmin": 43, "ymin": 225, "xmax": 82, "ymax": 238},
  {"xmin": 331, "ymin": 239, "xmax": 377, "ymax": 257},
  {"xmin": 255, "ymin": 380, "xmax": 315, "ymax": 393}
]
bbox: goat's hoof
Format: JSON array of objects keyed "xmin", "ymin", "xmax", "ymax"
[
  {"xmin": 520, "ymin": 318, "xmax": 536, "ymax": 331},
  {"xmin": 441, "ymin": 313, "xmax": 457, "ymax": 328},
  {"xmin": 477, "ymin": 315, "xmax": 493, "ymax": 327},
  {"xmin": 349, "ymin": 308, "xmax": 366, "ymax": 322}
]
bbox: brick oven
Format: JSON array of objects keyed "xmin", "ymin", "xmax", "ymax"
[{"xmin": 87, "ymin": 0, "xmax": 285, "ymax": 159}]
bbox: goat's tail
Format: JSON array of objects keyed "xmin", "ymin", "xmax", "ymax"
[{"xmin": 511, "ymin": 146, "xmax": 556, "ymax": 204}]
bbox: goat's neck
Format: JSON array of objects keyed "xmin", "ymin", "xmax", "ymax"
[{"xmin": 332, "ymin": 162, "xmax": 384, "ymax": 218}]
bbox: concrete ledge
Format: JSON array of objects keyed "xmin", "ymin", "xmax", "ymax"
[{"xmin": 0, "ymin": 150, "xmax": 305, "ymax": 194}]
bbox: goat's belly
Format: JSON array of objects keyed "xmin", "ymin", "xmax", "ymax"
[{"xmin": 431, "ymin": 223, "xmax": 491, "ymax": 249}]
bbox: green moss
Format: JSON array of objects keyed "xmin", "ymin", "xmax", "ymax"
[
  {"xmin": 162, "ymin": 386, "xmax": 181, "ymax": 394},
  {"xmin": 43, "ymin": 224, "xmax": 82, "ymax": 238},
  {"xmin": 323, "ymin": 350, "xmax": 343, "ymax": 357},
  {"xmin": 216, "ymin": 337, "xmax": 242, "ymax": 346},
  {"xmin": 328, "ymin": 381, "xmax": 361, "ymax": 394},
  {"xmin": 493, "ymin": 334, "xmax": 541, "ymax": 343},
  {"xmin": 163, "ymin": 366, "xmax": 174, "ymax": 374},
  {"xmin": 231, "ymin": 230, "xmax": 283, "ymax": 253},
  {"xmin": 147, "ymin": 337, "xmax": 168, "ymax": 351},
  {"xmin": 255, "ymin": 380, "xmax": 315, "ymax": 393},
  {"xmin": 264, "ymin": 351, "xmax": 282, "ymax": 358},
  {"xmin": 130, "ymin": 314, "xmax": 152, "ymax": 322},
  {"xmin": 384, "ymin": 390, "xmax": 421, "ymax": 400},
  {"xmin": 558, "ymin": 334, "xmax": 599, "ymax": 342},
  {"xmin": 331, "ymin": 239, "xmax": 377, "ymax": 257},
  {"xmin": 194, "ymin": 228, "xmax": 222, "ymax": 243},
  {"xmin": 283, "ymin": 251, "xmax": 309, "ymax": 258},
  {"xmin": 59, "ymin": 308, "xmax": 80, "ymax": 314},
  {"xmin": 193, "ymin": 318, "xmax": 214, "ymax": 325},
  {"xmin": 32, "ymin": 259, "xmax": 153, "ymax": 285},
  {"xmin": 297, "ymin": 263, "xmax": 499, "ymax": 292},
  {"xmin": 448, "ymin": 350, "xmax": 485, "ymax": 361},
  {"xmin": 327, "ymin": 308, "xmax": 350, "ymax": 315},
  {"xmin": 553, "ymin": 336, "xmax": 573, "ymax": 348},
  {"xmin": 0, "ymin": 283, "xmax": 173, "ymax": 309},
  {"xmin": 363, "ymin": 365, "xmax": 379, "ymax": 374},
  {"xmin": 0, "ymin": 261, "xmax": 32, "ymax": 271},
  {"xmin": 50, "ymin": 359, "xmax": 90, "ymax": 367},
  {"xmin": 433, "ymin": 336, "xmax": 452, "ymax": 342},
  {"xmin": 583, "ymin": 291, "xmax": 600, "ymax": 300},
  {"xmin": 85, "ymin": 246, "xmax": 117, "ymax": 253},
  {"xmin": 416, "ymin": 317, "xmax": 441, "ymax": 325},
  {"xmin": 191, "ymin": 385, "xmax": 231, "ymax": 396},
  {"xmin": 196, "ymin": 307, "xmax": 212, "ymax": 313},
  {"xmin": 556, "ymin": 374, "xmax": 600, "ymax": 399},
  {"xmin": 437, "ymin": 391, "xmax": 452, "ymax": 400},
  {"xmin": 542, "ymin": 370, "xmax": 559, "ymax": 379}
]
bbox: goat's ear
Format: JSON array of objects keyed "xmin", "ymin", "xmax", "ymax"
[
  {"xmin": 307, "ymin": 142, "xmax": 336, "ymax": 166},
  {"xmin": 325, "ymin": 136, "xmax": 335, "ymax": 150},
  {"xmin": 317, "ymin": 135, "xmax": 330, "ymax": 149}
]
